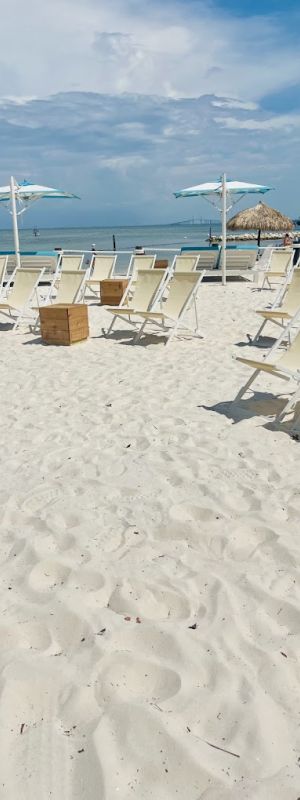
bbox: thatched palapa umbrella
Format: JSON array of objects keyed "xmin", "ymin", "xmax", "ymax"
[{"xmin": 228, "ymin": 201, "xmax": 292, "ymax": 246}]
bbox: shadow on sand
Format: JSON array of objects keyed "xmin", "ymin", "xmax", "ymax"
[
  {"xmin": 94, "ymin": 329, "xmax": 167, "ymax": 347},
  {"xmin": 198, "ymin": 391, "xmax": 300, "ymax": 440}
]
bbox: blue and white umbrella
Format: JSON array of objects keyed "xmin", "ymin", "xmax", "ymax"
[
  {"xmin": 0, "ymin": 177, "xmax": 79, "ymax": 267},
  {"xmin": 174, "ymin": 175, "xmax": 272, "ymax": 284}
]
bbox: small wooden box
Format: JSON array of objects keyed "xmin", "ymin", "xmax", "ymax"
[
  {"xmin": 100, "ymin": 279, "xmax": 129, "ymax": 306},
  {"xmin": 154, "ymin": 259, "xmax": 168, "ymax": 269},
  {"xmin": 39, "ymin": 304, "xmax": 89, "ymax": 345}
]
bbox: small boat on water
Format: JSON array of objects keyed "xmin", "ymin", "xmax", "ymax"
[{"xmin": 33, "ymin": 227, "xmax": 40, "ymax": 237}]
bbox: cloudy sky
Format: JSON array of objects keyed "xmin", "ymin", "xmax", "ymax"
[{"xmin": 0, "ymin": 0, "xmax": 299, "ymax": 226}]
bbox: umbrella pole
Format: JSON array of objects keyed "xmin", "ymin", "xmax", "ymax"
[
  {"xmin": 10, "ymin": 176, "xmax": 21, "ymax": 269},
  {"xmin": 221, "ymin": 172, "xmax": 227, "ymax": 285},
  {"xmin": 257, "ymin": 229, "xmax": 261, "ymax": 247}
]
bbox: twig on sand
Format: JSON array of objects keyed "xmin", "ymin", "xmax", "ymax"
[
  {"xmin": 189, "ymin": 728, "xmax": 240, "ymax": 759},
  {"xmin": 203, "ymin": 739, "xmax": 240, "ymax": 759}
]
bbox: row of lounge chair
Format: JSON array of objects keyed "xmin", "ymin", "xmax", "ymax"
[
  {"xmin": 0, "ymin": 253, "xmax": 203, "ymax": 335},
  {"xmin": 0, "ymin": 247, "xmax": 296, "ymax": 335},
  {"xmin": 236, "ymin": 254, "xmax": 300, "ymax": 432},
  {"xmin": 2, "ymin": 248, "xmax": 300, "ymax": 430}
]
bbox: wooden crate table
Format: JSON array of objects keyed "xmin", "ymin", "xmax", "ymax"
[
  {"xmin": 39, "ymin": 304, "xmax": 89, "ymax": 345},
  {"xmin": 154, "ymin": 259, "xmax": 169, "ymax": 269},
  {"xmin": 100, "ymin": 278, "xmax": 129, "ymax": 306}
]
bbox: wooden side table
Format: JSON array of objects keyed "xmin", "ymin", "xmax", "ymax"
[
  {"xmin": 100, "ymin": 279, "xmax": 129, "ymax": 305},
  {"xmin": 39, "ymin": 304, "xmax": 89, "ymax": 345},
  {"xmin": 154, "ymin": 259, "xmax": 169, "ymax": 269}
]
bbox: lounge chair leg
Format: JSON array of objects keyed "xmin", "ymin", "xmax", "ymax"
[
  {"xmin": 194, "ymin": 296, "xmax": 199, "ymax": 333},
  {"xmin": 12, "ymin": 316, "xmax": 20, "ymax": 332},
  {"xmin": 252, "ymin": 318, "xmax": 267, "ymax": 344},
  {"xmin": 235, "ymin": 369, "xmax": 260, "ymax": 401},
  {"xmin": 134, "ymin": 319, "xmax": 147, "ymax": 343},
  {"xmin": 276, "ymin": 386, "xmax": 300, "ymax": 423},
  {"xmin": 30, "ymin": 314, "xmax": 40, "ymax": 335},
  {"xmin": 105, "ymin": 316, "xmax": 117, "ymax": 337},
  {"xmin": 166, "ymin": 319, "xmax": 181, "ymax": 345}
]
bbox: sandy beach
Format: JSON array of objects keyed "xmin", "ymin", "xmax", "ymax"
[{"xmin": 0, "ymin": 280, "xmax": 299, "ymax": 799}]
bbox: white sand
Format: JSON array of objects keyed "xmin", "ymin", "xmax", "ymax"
[{"xmin": 0, "ymin": 282, "xmax": 299, "ymax": 799}]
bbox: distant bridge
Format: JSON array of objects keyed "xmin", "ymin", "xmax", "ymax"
[{"xmin": 169, "ymin": 218, "xmax": 219, "ymax": 226}]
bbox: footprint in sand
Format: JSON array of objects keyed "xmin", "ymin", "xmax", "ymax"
[
  {"xmin": 95, "ymin": 652, "xmax": 181, "ymax": 704},
  {"xmin": 113, "ymin": 625, "xmax": 183, "ymax": 663},
  {"xmin": 67, "ymin": 568, "xmax": 104, "ymax": 592},
  {"xmin": 2, "ymin": 621, "xmax": 52, "ymax": 651},
  {"xmin": 27, "ymin": 559, "xmax": 70, "ymax": 592},
  {"xmin": 32, "ymin": 532, "xmax": 76, "ymax": 557},
  {"xmin": 21, "ymin": 486, "xmax": 60, "ymax": 514},
  {"xmin": 169, "ymin": 503, "xmax": 222, "ymax": 524},
  {"xmin": 108, "ymin": 579, "xmax": 190, "ymax": 620}
]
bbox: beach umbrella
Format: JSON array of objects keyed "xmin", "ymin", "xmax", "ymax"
[
  {"xmin": 0, "ymin": 176, "xmax": 79, "ymax": 267},
  {"xmin": 174, "ymin": 174, "xmax": 272, "ymax": 284},
  {"xmin": 228, "ymin": 201, "xmax": 292, "ymax": 246}
]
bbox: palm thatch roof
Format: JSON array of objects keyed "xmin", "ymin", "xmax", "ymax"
[{"xmin": 228, "ymin": 202, "xmax": 292, "ymax": 231}]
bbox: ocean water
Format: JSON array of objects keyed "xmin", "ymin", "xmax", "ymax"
[
  {"xmin": 0, "ymin": 223, "xmax": 216, "ymax": 253},
  {"xmin": 2, "ymin": 222, "xmax": 291, "ymax": 273},
  {"xmin": 0, "ymin": 223, "xmax": 217, "ymax": 272}
]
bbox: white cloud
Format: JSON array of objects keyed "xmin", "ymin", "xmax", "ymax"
[
  {"xmin": 97, "ymin": 154, "xmax": 148, "ymax": 172},
  {"xmin": 0, "ymin": 90, "xmax": 299, "ymax": 225},
  {"xmin": 212, "ymin": 98, "xmax": 258, "ymax": 111},
  {"xmin": 0, "ymin": 0, "xmax": 300, "ymax": 102},
  {"xmin": 216, "ymin": 114, "xmax": 300, "ymax": 131}
]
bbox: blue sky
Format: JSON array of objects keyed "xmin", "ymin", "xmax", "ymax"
[
  {"xmin": 0, "ymin": 0, "xmax": 299, "ymax": 226},
  {"xmin": 215, "ymin": 0, "xmax": 299, "ymax": 12}
]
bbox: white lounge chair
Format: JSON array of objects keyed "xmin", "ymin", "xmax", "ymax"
[
  {"xmin": 252, "ymin": 269, "xmax": 300, "ymax": 345},
  {"xmin": 180, "ymin": 250, "xmax": 218, "ymax": 270},
  {"xmin": 235, "ymin": 323, "xmax": 300, "ymax": 430},
  {"xmin": 128, "ymin": 254, "xmax": 156, "ymax": 281},
  {"xmin": 160, "ymin": 253, "xmax": 201, "ymax": 294},
  {"xmin": 253, "ymin": 246, "xmax": 272, "ymax": 269},
  {"xmin": 223, "ymin": 250, "xmax": 257, "ymax": 271},
  {"xmin": 31, "ymin": 270, "xmax": 87, "ymax": 333},
  {"xmin": 84, "ymin": 254, "xmax": 117, "ymax": 299},
  {"xmin": 104, "ymin": 268, "xmax": 166, "ymax": 337},
  {"xmin": 45, "ymin": 270, "xmax": 86, "ymax": 305},
  {"xmin": 171, "ymin": 254, "xmax": 200, "ymax": 273},
  {"xmin": 255, "ymin": 249, "xmax": 293, "ymax": 290},
  {"xmin": 58, "ymin": 253, "xmax": 84, "ymax": 272},
  {"xmin": 133, "ymin": 270, "xmax": 206, "ymax": 345},
  {"xmin": 6, "ymin": 254, "xmax": 57, "ymax": 275},
  {"xmin": 0, "ymin": 268, "xmax": 44, "ymax": 330},
  {"xmin": 0, "ymin": 256, "xmax": 9, "ymax": 300}
]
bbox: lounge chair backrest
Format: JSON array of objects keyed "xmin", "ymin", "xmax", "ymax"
[
  {"xmin": 256, "ymin": 247, "xmax": 273, "ymax": 269},
  {"xmin": 0, "ymin": 256, "xmax": 8, "ymax": 286},
  {"xmin": 281, "ymin": 270, "xmax": 300, "ymax": 314},
  {"xmin": 55, "ymin": 271, "xmax": 86, "ymax": 304},
  {"xmin": 6, "ymin": 255, "xmax": 57, "ymax": 274},
  {"xmin": 280, "ymin": 328, "xmax": 300, "ymax": 370},
  {"xmin": 130, "ymin": 254, "xmax": 156, "ymax": 280},
  {"xmin": 59, "ymin": 254, "xmax": 84, "ymax": 271},
  {"xmin": 127, "ymin": 269, "xmax": 165, "ymax": 311},
  {"xmin": 89, "ymin": 255, "xmax": 116, "ymax": 280},
  {"xmin": 268, "ymin": 249, "xmax": 293, "ymax": 273},
  {"xmin": 163, "ymin": 272, "xmax": 203, "ymax": 319},
  {"xmin": 6, "ymin": 268, "xmax": 42, "ymax": 308},
  {"xmin": 225, "ymin": 250, "xmax": 257, "ymax": 269},
  {"xmin": 192, "ymin": 250, "xmax": 218, "ymax": 269},
  {"xmin": 173, "ymin": 255, "xmax": 199, "ymax": 272}
]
